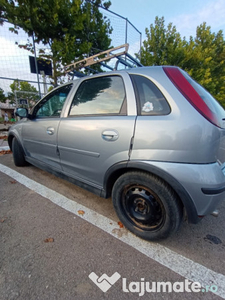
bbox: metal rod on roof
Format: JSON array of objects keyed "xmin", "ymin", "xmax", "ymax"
[{"xmin": 64, "ymin": 44, "xmax": 129, "ymax": 73}]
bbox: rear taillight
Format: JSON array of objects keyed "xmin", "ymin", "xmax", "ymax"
[{"xmin": 163, "ymin": 66, "xmax": 219, "ymax": 127}]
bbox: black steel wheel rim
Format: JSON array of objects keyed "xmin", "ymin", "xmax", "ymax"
[{"xmin": 121, "ymin": 185, "xmax": 165, "ymax": 231}]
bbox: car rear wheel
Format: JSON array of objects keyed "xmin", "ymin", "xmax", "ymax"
[
  {"xmin": 12, "ymin": 137, "xmax": 27, "ymax": 167},
  {"xmin": 112, "ymin": 172, "xmax": 183, "ymax": 241}
]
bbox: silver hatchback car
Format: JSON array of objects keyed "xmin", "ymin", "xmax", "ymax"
[{"xmin": 8, "ymin": 66, "xmax": 225, "ymax": 240}]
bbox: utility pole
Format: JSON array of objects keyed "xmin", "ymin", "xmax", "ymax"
[{"xmin": 32, "ymin": 32, "xmax": 41, "ymax": 99}]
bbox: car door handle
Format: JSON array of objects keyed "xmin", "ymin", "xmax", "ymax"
[
  {"xmin": 46, "ymin": 127, "xmax": 55, "ymax": 135},
  {"xmin": 102, "ymin": 130, "xmax": 119, "ymax": 141}
]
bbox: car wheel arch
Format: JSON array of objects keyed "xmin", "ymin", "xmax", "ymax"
[
  {"xmin": 103, "ymin": 161, "xmax": 199, "ymax": 224},
  {"xmin": 8, "ymin": 133, "xmax": 25, "ymax": 153},
  {"xmin": 8, "ymin": 133, "xmax": 14, "ymax": 150}
]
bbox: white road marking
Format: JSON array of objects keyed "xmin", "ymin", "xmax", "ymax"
[{"xmin": 0, "ymin": 163, "xmax": 224, "ymax": 298}]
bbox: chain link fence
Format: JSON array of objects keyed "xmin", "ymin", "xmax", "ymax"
[{"xmin": 0, "ymin": 5, "xmax": 141, "ymax": 104}]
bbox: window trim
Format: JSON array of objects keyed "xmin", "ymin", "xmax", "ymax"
[{"xmin": 130, "ymin": 74, "xmax": 171, "ymax": 116}]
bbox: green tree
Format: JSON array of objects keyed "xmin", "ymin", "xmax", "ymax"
[
  {"xmin": 182, "ymin": 23, "xmax": 225, "ymax": 106},
  {"xmin": 9, "ymin": 81, "xmax": 39, "ymax": 108},
  {"xmin": 0, "ymin": 87, "xmax": 6, "ymax": 103},
  {"xmin": 140, "ymin": 17, "xmax": 225, "ymax": 108},
  {"xmin": 1, "ymin": 0, "xmax": 112, "ymax": 85},
  {"xmin": 81, "ymin": 1, "xmax": 112, "ymax": 55},
  {"xmin": 140, "ymin": 16, "xmax": 186, "ymax": 66}
]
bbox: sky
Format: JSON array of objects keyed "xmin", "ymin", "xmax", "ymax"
[{"xmin": 110, "ymin": 0, "xmax": 225, "ymax": 40}]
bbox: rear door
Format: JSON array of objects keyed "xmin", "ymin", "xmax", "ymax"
[{"xmin": 58, "ymin": 73, "xmax": 137, "ymax": 187}]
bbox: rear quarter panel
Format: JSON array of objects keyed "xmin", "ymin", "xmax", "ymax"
[{"xmin": 128, "ymin": 67, "xmax": 220, "ymax": 164}]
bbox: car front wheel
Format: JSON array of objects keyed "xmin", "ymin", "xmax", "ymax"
[{"xmin": 112, "ymin": 172, "xmax": 183, "ymax": 241}]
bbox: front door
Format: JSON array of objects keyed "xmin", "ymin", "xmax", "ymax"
[{"xmin": 22, "ymin": 83, "xmax": 73, "ymax": 170}]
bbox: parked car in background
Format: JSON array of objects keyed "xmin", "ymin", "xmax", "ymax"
[{"xmin": 8, "ymin": 66, "xmax": 225, "ymax": 240}]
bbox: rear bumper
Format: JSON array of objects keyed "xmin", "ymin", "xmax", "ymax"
[{"xmin": 128, "ymin": 160, "xmax": 225, "ymax": 222}]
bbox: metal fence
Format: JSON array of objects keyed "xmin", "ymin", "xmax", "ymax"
[
  {"xmin": 0, "ymin": 22, "xmax": 51, "ymax": 99},
  {"xmin": 0, "ymin": 4, "xmax": 141, "ymax": 101}
]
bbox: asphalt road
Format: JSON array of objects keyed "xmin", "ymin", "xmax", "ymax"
[{"xmin": 0, "ymin": 153, "xmax": 225, "ymax": 300}]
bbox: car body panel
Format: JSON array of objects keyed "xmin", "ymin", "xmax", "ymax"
[
  {"xmin": 21, "ymin": 118, "xmax": 61, "ymax": 169},
  {"xmin": 130, "ymin": 114, "xmax": 220, "ymax": 164},
  {"xmin": 58, "ymin": 116, "xmax": 136, "ymax": 185}
]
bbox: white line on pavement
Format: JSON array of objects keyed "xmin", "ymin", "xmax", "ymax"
[{"xmin": 0, "ymin": 163, "xmax": 224, "ymax": 298}]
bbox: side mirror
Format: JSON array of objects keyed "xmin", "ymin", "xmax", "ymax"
[{"xmin": 15, "ymin": 107, "xmax": 28, "ymax": 119}]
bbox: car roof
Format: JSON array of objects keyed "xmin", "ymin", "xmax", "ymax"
[{"xmin": 70, "ymin": 65, "xmax": 178, "ymax": 83}]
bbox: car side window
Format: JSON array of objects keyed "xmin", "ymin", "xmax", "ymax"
[
  {"xmin": 130, "ymin": 74, "xmax": 171, "ymax": 115},
  {"xmin": 69, "ymin": 76, "xmax": 126, "ymax": 116},
  {"xmin": 35, "ymin": 84, "xmax": 73, "ymax": 118}
]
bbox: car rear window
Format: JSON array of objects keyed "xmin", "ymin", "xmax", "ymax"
[{"xmin": 130, "ymin": 74, "xmax": 171, "ymax": 116}]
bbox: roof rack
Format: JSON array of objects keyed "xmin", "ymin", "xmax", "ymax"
[{"xmin": 64, "ymin": 43, "xmax": 143, "ymax": 78}]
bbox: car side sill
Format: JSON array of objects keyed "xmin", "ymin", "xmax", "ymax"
[{"xmin": 25, "ymin": 157, "xmax": 104, "ymax": 198}]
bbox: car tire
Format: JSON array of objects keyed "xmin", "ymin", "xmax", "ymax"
[
  {"xmin": 12, "ymin": 137, "xmax": 27, "ymax": 167},
  {"xmin": 112, "ymin": 171, "xmax": 183, "ymax": 241}
]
